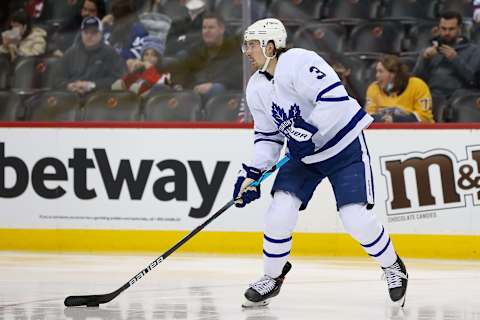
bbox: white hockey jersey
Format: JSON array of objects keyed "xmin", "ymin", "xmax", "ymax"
[{"xmin": 246, "ymin": 48, "xmax": 373, "ymax": 169}]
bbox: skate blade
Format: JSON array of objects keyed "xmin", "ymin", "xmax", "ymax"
[{"xmin": 241, "ymin": 299, "xmax": 270, "ymax": 308}]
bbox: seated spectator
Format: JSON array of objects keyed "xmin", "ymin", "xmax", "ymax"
[
  {"xmin": 413, "ymin": 11, "xmax": 480, "ymax": 100},
  {"xmin": 102, "ymin": 0, "xmax": 148, "ymax": 60},
  {"xmin": 0, "ymin": 10, "xmax": 46, "ymax": 61},
  {"xmin": 173, "ymin": 13, "xmax": 242, "ymax": 104},
  {"xmin": 366, "ymin": 55, "xmax": 434, "ymax": 123},
  {"xmin": 112, "ymin": 36, "xmax": 171, "ymax": 96},
  {"xmin": 51, "ymin": 0, "xmax": 107, "ymax": 57},
  {"xmin": 54, "ymin": 16, "xmax": 125, "ymax": 95}
]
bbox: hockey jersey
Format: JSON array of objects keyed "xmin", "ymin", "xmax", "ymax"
[
  {"xmin": 246, "ymin": 48, "xmax": 373, "ymax": 169},
  {"xmin": 366, "ymin": 77, "xmax": 434, "ymax": 123}
]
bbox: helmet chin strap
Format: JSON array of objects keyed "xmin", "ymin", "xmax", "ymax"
[{"xmin": 260, "ymin": 46, "xmax": 274, "ymax": 72}]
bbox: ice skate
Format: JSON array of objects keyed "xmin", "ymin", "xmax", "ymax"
[
  {"xmin": 242, "ymin": 261, "xmax": 292, "ymax": 308},
  {"xmin": 382, "ymin": 256, "xmax": 408, "ymax": 307}
]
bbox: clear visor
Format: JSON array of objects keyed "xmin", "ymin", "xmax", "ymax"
[{"xmin": 241, "ymin": 40, "xmax": 261, "ymax": 53}]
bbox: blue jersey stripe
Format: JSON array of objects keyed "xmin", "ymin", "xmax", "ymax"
[
  {"xmin": 368, "ymin": 238, "xmax": 391, "ymax": 258},
  {"xmin": 254, "ymin": 138, "xmax": 284, "ymax": 145},
  {"xmin": 264, "ymin": 234, "xmax": 292, "ymax": 243},
  {"xmin": 254, "ymin": 130, "xmax": 280, "ymax": 136},
  {"xmin": 318, "ymin": 96, "xmax": 350, "ymax": 102},
  {"xmin": 361, "ymin": 226, "xmax": 384, "ymax": 248},
  {"xmin": 314, "ymin": 108, "xmax": 367, "ymax": 154},
  {"xmin": 315, "ymin": 81, "xmax": 342, "ymax": 102},
  {"xmin": 263, "ymin": 249, "xmax": 291, "ymax": 258}
]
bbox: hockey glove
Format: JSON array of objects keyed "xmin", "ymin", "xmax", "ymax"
[
  {"xmin": 233, "ymin": 164, "xmax": 263, "ymax": 208},
  {"xmin": 286, "ymin": 117, "xmax": 319, "ymax": 160}
]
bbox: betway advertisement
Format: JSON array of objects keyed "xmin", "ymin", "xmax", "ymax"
[{"xmin": 0, "ymin": 127, "xmax": 479, "ymax": 235}]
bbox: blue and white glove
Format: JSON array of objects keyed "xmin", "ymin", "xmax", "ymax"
[
  {"xmin": 286, "ymin": 117, "xmax": 319, "ymax": 160},
  {"xmin": 233, "ymin": 164, "xmax": 263, "ymax": 208}
]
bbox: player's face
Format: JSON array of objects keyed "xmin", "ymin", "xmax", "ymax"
[
  {"xmin": 243, "ymin": 40, "xmax": 264, "ymax": 69},
  {"xmin": 375, "ymin": 62, "xmax": 394, "ymax": 88},
  {"xmin": 438, "ymin": 18, "xmax": 461, "ymax": 45}
]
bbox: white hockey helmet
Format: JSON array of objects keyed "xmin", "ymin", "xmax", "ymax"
[{"xmin": 242, "ymin": 18, "xmax": 287, "ymax": 71}]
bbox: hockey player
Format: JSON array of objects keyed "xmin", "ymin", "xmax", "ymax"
[{"xmin": 233, "ymin": 18, "xmax": 408, "ymax": 308}]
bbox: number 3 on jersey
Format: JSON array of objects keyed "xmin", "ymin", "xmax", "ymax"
[{"xmin": 309, "ymin": 66, "xmax": 326, "ymax": 79}]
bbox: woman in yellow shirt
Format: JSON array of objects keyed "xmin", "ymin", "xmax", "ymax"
[{"xmin": 366, "ymin": 55, "xmax": 434, "ymax": 123}]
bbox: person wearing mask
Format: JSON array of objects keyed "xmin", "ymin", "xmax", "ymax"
[{"xmin": 366, "ymin": 55, "xmax": 434, "ymax": 123}]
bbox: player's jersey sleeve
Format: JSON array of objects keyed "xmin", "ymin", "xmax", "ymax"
[
  {"xmin": 246, "ymin": 73, "xmax": 285, "ymax": 170},
  {"xmin": 410, "ymin": 77, "xmax": 434, "ymax": 123},
  {"xmin": 365, "ymin": 83, "xmax": 381, "ymax": 115},
  {"xmin": 290, "ymin": 50, "xmax": 362, "ymax": 136}
]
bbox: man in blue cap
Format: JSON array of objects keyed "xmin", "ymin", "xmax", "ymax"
[{"xmin": 55, "ymin": 16, "xmax": 126, "ymax": 94}]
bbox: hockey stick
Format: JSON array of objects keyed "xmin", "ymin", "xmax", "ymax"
[{"xmin": 64, "ymin": 155, "xmax": 290, "ymax": 307}]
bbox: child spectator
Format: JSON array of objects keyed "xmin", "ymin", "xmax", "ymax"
[{"xmin": 112, "ymin": 36, "xmax": 171, "ymax": 96}]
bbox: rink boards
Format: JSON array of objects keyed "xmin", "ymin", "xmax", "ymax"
[{"xmin": 0, "ymin": 123, "xmax": 479, "ymax": 259}]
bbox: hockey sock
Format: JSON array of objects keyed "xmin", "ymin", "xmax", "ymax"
[
  {"xmin": 339, "ymin": 203, "xmax": 397, "ymax": 267},
  {"xmin": 263, "ymin": 191, "xmax": 301, "ymax": 277}
]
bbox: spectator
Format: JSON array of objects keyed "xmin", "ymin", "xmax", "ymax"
[
  {"xmin": 160, "ymin": 0, "xmax": 208, "ymax": 58},
  {"xmin": 51, "ymin": 0, "xmax": 107, "ymax": 57},
  {"xmin": 0, "ymin": 10, "xmax": 47, "ymax": 61},
  {"xmin": 329, "ymin": 54, "xmax": 364, "ymax": 106},
  {"xmin": 474, "ymin": 0, "xmax": 480, "ymax": 23},
  {"xmin": 174, "ymin": 13, "xmax": 242, "ymax": 104},
  {"xmin": 367, "ymin": 55, "xmax": 434, "ymax": 123},
  {"xmin": 102, "ymin": 0, "xmax": 149, "ymax": 60},
  {"xmin": 55, "ymin": 16, "xmax": 125, "ymax": 94},
  {"xmin": 413, "ymin": 11, "xmax": 480, "ymax": 100},
  {"xmin": 112, "ymin": 36, "xmax": 171, "ymax": 96}
]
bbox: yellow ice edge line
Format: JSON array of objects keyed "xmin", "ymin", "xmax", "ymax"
[{"xmin": 0, "ymin": 229, "xmax": 479, "ymax": 259}]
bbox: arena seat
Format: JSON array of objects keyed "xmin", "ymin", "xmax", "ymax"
[
  {"xmin": 292, "ymin": 22, "xmax": 347, "ymax": 53},
  {"xmin": 449, "ymin": 94, "xmax": 480, "ymax": 122},
  {"xmin": 0, "ymin": 91, "xmax": 21, "ymax": 121},
  {"xmin": 381, "ymin": 0, "xmax": 438, "ymax": 21},
  {"xmin": 347, "ymin": 21, "xmax": 405, "ymax": 54},
  {"xmin": 83, "ymin": 91, "xmax": 141, "ymax": 121},
  {"xmin": 11, "ymin": 56, "xmax": 59, "ymax": 92},
  {"xmin": 0, "ymin": 55, "xmax": 9, "ymax": 90},
  {"xmin": 322, "ymin": 0, "xmax": 381, "ymax": 23},
  {"xmin": 204, "ymin": 91, "xmax": 242, "ymax": 122},
  {"xmin": 403, "ymin": 22, "xmax": 439, "ymax": 53},
  {"xmin": 26, "ymin": 91, "xmax": 80, "ymax": 121},
  {"xmin": 268, "ymin": 0, "xmax": 324, "ymax": 22},
  {"xmin": 215, "ymin": 0, "xmax": 267, "ymax": 23},
  {"xmin": 438, "ymin": 0, "xmax": 474, "ymax": 19},
  {"xmin": 143, "ymin": 91, "xmax": 200, "ymax": 121}
]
